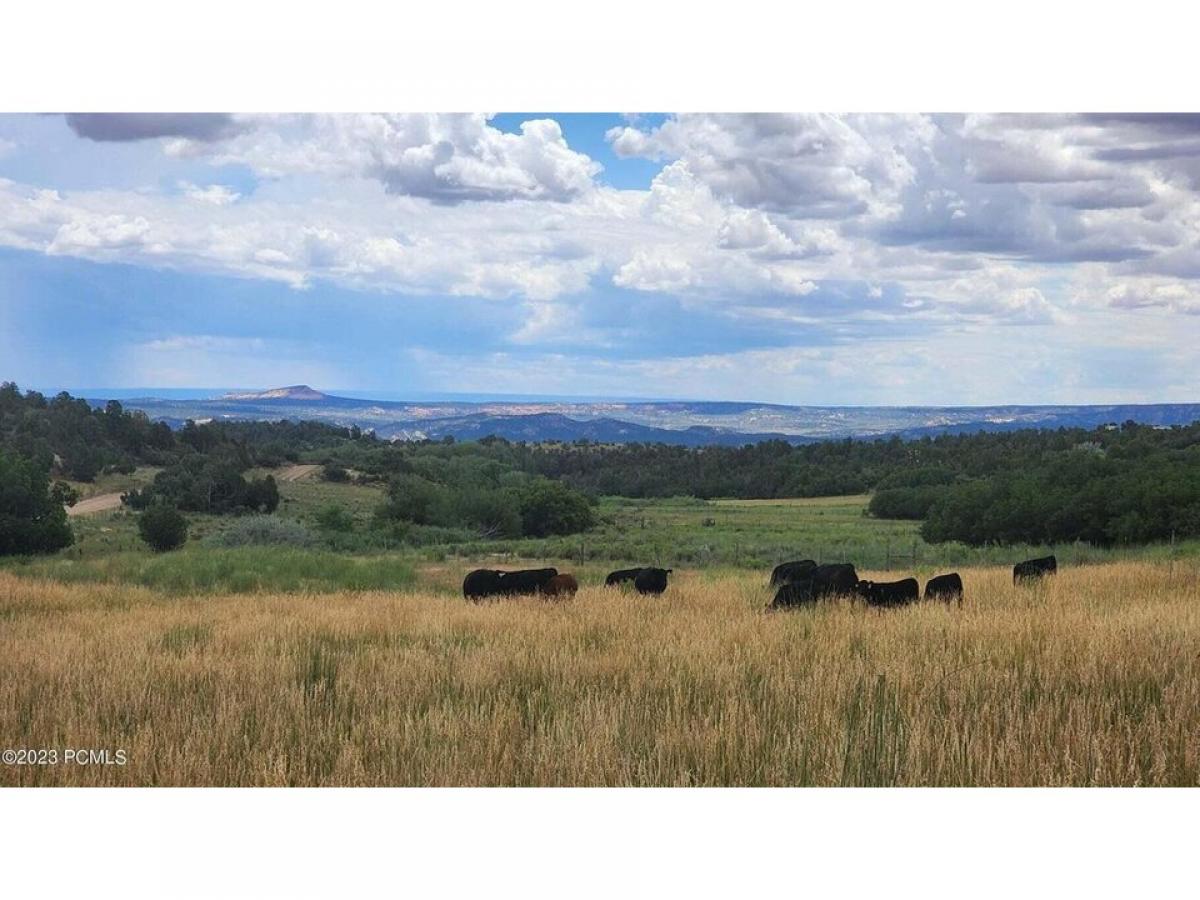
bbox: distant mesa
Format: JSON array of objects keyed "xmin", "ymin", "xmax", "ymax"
[{"xmin": 220, "ymin": 385, "xmax": 330, "ymax": 401}]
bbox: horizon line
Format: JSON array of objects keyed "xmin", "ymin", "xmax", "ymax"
[{"xmin": 22, "ymin": 384, "xmax": 1200, "ymax": 410}]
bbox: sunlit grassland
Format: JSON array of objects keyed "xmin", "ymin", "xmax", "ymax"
[{"xmin": 2, "ymin": 561, "xmax": 1197, "ymax": 786}]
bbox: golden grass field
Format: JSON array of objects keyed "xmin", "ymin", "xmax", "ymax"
[{"xmin": 2, "ymin": 560, "xmax": 1198, "ymax": 786}]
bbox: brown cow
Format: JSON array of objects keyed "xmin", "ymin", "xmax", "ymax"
[{"xmin": 540, "ymin": 573, "xmax": 578, "ymax": 599}]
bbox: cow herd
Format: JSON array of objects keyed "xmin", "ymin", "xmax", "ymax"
[
  {"xmin": 769, "ymin": 560, "xmax": 955, "ymax": 609},
  {"xmin": 770, "ymin": 554, "xmax": 1057, "ymax": 610},
  {"xmin": 463, "ymin": 565, "xmax": 672, "ymax": 601},
  {"xmin": 461, "ymin": 554, "xmax": 1058, "ymax": 608}
]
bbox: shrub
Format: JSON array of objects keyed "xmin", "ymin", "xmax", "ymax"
[
  {"xmin": 209, "ymin": 515, "xmax": 318, "ymax": 548},
  {"xmin": 314, "ymin": 504, "xmax": 355, "ymax": 533},
  {"xmin": 50, "ymin": 481, "xmax": 80, "ymax": 507},
  {"xmin": 322, "ymin": 464, "xmax": 350, "ymax": 483},
  {"xmin": 246, "ymin": 475, "xmax": 280, "ymax": 513},
  {"xmin": 138, "ymin": 503, "xmax": 188, "ymax": 552},
  {"xmin": 516, "ymin": 478, "xmax": 596, "ymax": 537},
  {"xmin": 378, "ymin": 474, "xmax": 446, "ymax": 525},
  {"xmin": 447, "ymin": 488, "xmax": 523, "ymax": 538},
  {"xmin": 868, "ymin": 485, "xmax": 950, "ymax": 520},
  {"xmin": 0, "ymin": 450, "xmax": 75, "ymax": 555}
]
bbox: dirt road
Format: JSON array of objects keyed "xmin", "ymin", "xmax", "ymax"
[
  {"xmin": 66, "ymin": 493, "xmax": 124, "ymax": 517},
  {"xmin": 278, "ymin": 464, "xmax": 321, "ymax": 482}
]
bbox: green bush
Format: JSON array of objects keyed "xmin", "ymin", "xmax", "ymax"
[
  {"xmin": 138, "ymin": 503, "xmax": 189, "ymax": 552},
  {"xmin": 516, "ymin": 478, "xmax": 597, "ymax": 537},
  {"xmin": 322, "ymin": 464, "xmax": 350, "ymax": 483},
  {"xmin": 246, "ymin": 475, "xmax": 280, "ymax": 513},
  {"xmin": 314, "ymin": 504, "xmax": 355, "ymax": 533},
  {"xmin": 50, "ymin": 481, "xmax": 80, "ymax": 508},
  {"xmin": 209, "ymin": 515, "xmax": 318, "ymax": 548},
  {"xmin": 377, "ymin": 473, "xmax": 446, "ymax": 525},
  {"xmin": 868, "ymin": 485, "xmax": 950, "ymax": 519}
]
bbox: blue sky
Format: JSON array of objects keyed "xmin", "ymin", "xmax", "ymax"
[{"xmin": 2, "ymin": 113, "xmax": 1199, "ymax": 404}]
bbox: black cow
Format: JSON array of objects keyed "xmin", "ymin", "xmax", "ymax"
[
  {"xmin": 811, "ymin": 563, "xmax": 859, "ymax": 600},
  {"xmin": 1013, "ymin": 555, "xmax": 1056, "ymax": 584},
  {"xmin": 499, "ymin": 567, "xmax": 559, "ymax": 596},
  {"xmin": 605, "ymin": 567, "xmax": 646, "ymax": 587},
  {"xmin": 924, "ymin": 572, "xmax": 964, "ymax": 605},
  {"xmin": 770, "ymin": 559, "xmax": 817, "ymax": 587},
  {"xmin": 463, "ymin": 568, "xmax": 505, "ymax": 601},
  {"xmin": 634, "ymin": 567, "xmax": 672, "ymax": 595},
  {"xmin": 770, "ymin": 577, "xmax": 815, "ymax": 609},
  {"xmin": 857, "ymin": 578, "xmax": 920, "ymax": 608}
]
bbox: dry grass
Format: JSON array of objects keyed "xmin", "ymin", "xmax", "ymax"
[{"xmin": 2, "ymin": 561, "xmax": 1198, "ymax": 786}]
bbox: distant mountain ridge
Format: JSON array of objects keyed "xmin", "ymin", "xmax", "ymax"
[{"xmin": 88, "ymin": 386, "xmax": 1200, "ymax": 446}]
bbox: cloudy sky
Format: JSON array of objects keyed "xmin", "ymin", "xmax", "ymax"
[{"xmin": 2, "ymin": 112, "xmax": 1199, "ymax": 404}]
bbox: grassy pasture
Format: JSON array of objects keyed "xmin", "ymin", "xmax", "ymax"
[
  {"xmin": 41, "ymin": 468, "xmax": 1200, "ymax": 573},
  {"xmin": 2, "ymin": 560, "xmax": 1197, "ymax": 786},
  {"xmin": 437, "ymin": 494, "xmax": 1199, "ymax": 572},
  {"xmin": 6, "ymin": 479, "xmax": 1199, "ymax": 786},
  {"xmin": 0, "ymin": 547, "xmax": 415, "ymax": 596}
]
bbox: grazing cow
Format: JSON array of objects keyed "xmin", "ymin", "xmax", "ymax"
[
  {"xmin": 770, "ymin": 559, "xmax": 818, "ymax": 587},
  {"xmin": 634, "ymin": 567, "xmax": 672, "ymax": 595},
  {"xmin": 857, "ymin": 578, "xmax": 920, "ymax": 608},
  {"xmin": 463, "ymin": 568, "xmax": 506, "ymax": 601},
  {"xmin": 541, "ymin": 573, "xmax": 578, "ymax": 599},
  {"xmin": 499, "ymin": 567, "xmax": 559, "ymax": 596},
  {"xmin": 811, "ymin": 563, "xmax": 859, "ymax": 600},
  {"xmin": 924, "ymin": 572, "xmax": 964, "ymax": 605},
  {"xmin": 770, "ymin": 577, "xmax": 815, "ymax": 609},
  {"xmin": 1013, "ymin": 555, "xmax": 1057, "ymax": 584},
  {"xmin": 605, "ymin": 567, "xmax": 645, "ymax": 587}
]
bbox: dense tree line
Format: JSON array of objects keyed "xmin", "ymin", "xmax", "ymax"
[
  {"xmin": 0, "ymin": 383, "xmax": 175, "ymax": 480},
  {"xmin": 0, "ymin": 384, "xmax": 598, "ymax": 551},
  {"xmin": 1, "ymin": 382, "xmax": 371, "ymax": 481},
  {"xmin": 4, "ymin": 383, "xmax": 1200, "ymax": 551},
  {"xmin": 318, "ymin": 421, "xmax": 1200, "ymax": 547},
  {"xmin": 920, "ymin": 444, "xmax": 1200, "ymax": 547}
]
